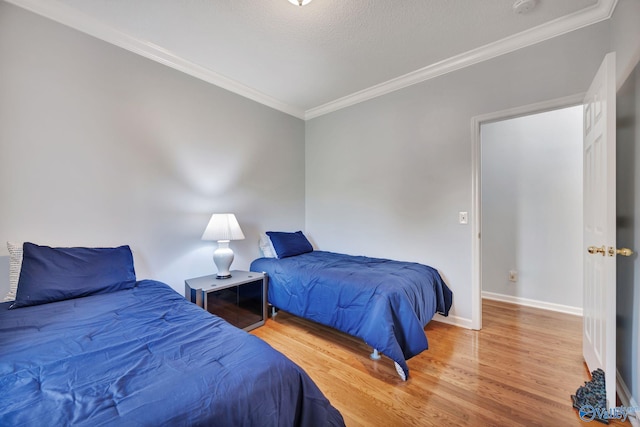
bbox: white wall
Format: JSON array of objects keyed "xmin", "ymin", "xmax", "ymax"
[
  {"xmin": 305, "ymin": 21, "xmax": 611, "ymax": 324},
  {"xmin": 0, "ymin": 2, "xmax": 306, "ymax": 295},
  {"xmin": 481, "ymin": 106, "xmax": 583, "ymax": 309}
]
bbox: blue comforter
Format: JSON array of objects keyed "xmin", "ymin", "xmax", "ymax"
[
  {"xmin": 0, "ymin": 280, "xmax": 344, "ymax": 427},
  {"xmin": 251, "ymin": 251, "xmax": 452, "ymax": 379}
]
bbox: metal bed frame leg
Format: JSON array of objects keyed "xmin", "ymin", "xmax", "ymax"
[
  {"xmin": 369, "ymin": 348, "xmax": 407, "ymax": 381},
  {"xmin": 370, "ymin": 348, "xmax": 381, "ymax": 360},
  {"xmin": 271, "ymin": 305, "xmax": 278, "ymax": 318}
]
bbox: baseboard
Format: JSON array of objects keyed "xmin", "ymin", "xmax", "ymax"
[
  {"xmin": 482, "ymin": 291, "xmax": 583, "ymax": 316},
  {"xmin": 616, "ymin": 370, "xmax": 640, "ymax": 427},
  {"xmin": 431, "ymin": 313, "xmax": 474, "ymax": 329}
]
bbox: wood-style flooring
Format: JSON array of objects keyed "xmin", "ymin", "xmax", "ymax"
[{"xmin": 252, "ymin": 299, "xmax": 630, "ymax": 426}]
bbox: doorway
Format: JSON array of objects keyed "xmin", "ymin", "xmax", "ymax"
[{"xmin": 471, "ymin": 95, "xmax": 585, "ymax": 329}]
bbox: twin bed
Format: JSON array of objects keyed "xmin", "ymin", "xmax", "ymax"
[
  {"xmin": 1, "ymin": 234, "xmax": 452, "ymax": 424},
  {"xmin": 251, "ymin": 231, "xmax": 453, "ymax": 381},
  {"xmin": 0, "ymin": 242, "xmax": 344, "ymax": 426}
]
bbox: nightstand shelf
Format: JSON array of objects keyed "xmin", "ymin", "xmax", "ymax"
[{"xmin": 185, "ymin": 271, "xmax": 266, "ymax": 331}]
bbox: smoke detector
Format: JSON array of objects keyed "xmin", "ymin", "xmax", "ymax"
[{"xmin": 513, "ymin": 0, "xmax": 537, "ymax": 14}]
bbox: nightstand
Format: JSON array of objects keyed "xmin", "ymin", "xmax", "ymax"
[{"xmin": 185, "ymin": 271, "xmax": 266, "ymax": 331}]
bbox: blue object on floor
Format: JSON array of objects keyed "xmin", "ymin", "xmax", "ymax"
[{"xmin": 572, "ymin": 368, "xmax": 609, "ymax": 424}]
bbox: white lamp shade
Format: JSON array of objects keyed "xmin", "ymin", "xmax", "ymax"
[
  {"xmin": 288, "ymin": 0, "xmax": 313, "ymax": 5},
  {"xmin": 201, "ymin": 213, "xmax": 245, "ymax": 241}
]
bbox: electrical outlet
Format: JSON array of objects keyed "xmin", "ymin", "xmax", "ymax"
[
  {"xmin": 509, "ymin": 270, "xmax": 518, "ymax": 282},
  {"xmin": 459, "ymin": 212, "xmax": 468, "ymax": 224}
]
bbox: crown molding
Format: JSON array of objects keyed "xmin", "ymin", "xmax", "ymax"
[
  {"xmin": 3, "ymin": 0, "xmax": 306, "ymax": 119},
  {"xmin": 304, "ymin": 0, "xmax": 618, "ymax": 119},
  {"xmin": 5, "ymin": 0, "xmax": 617, "ymax": 121}
]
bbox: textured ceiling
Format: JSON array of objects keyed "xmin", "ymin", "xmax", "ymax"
[{"xmin": 9, "ymin": 0, "xmax": 608, "ymax": 118}]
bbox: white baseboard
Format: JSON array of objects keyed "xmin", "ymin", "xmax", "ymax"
[
  {"xmin": 482, "ymin": 291, "xmax": 583, "ymax": 316},
  {"xmin": 617, "ymin": 370, "xmax": 640, "ymax": 427},
  {"xmin": 431, "ymin": 292, "xmax": 581, "ymax": 331},
  {"xmin": 431, "ymin": 313, "xmax": 474, "ymax": 329}
]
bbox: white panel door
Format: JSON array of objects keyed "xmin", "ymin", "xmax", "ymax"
[{"xmin": 583, "ymin": 52, "xmax": 616, "ymax": 409}]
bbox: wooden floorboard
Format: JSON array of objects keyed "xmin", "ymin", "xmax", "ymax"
[{"xmin": 252, "ymin": 299, "xmax": 630, "ymax": 426}]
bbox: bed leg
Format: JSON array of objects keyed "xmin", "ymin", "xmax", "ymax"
[
  {"xmin": 370, "ymin": 348, "xmax": 381, "ymax": 360},
  {"xmin": 271, "ymin": 306, "xmax": 278, "ymax": 318}
]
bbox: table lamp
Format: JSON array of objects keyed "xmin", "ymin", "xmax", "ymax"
[{"xmin": 201, "ymin": 213, "xmax": 245, "ymax": 279}]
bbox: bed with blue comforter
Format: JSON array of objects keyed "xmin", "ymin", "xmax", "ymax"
[
  {"xmin": 0, "ymin": 243, "xmax": 344, "ymax": 426},
  {"xmin": 250, "ymin": 250, "xmax": 453, "ymax": 380}
]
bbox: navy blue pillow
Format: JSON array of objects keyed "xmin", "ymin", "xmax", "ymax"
[
  {"xmin": 10, "ymin": 243, "xmax": 137, "ymax": 309},
  {"xmin": 266, "ymin": 231, "xmax": 313, "ymax": 258}
]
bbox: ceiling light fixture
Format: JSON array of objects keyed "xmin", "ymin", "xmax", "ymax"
[
  {"xmin": 288, "ymin": 0, "xmax": 313, "ymax": 6},
  {"xmin": 513, "ymin": 0, "xmax": 537, "ymax": 14}
]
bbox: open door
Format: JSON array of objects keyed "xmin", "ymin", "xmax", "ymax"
[{"xmin": 583, "ymin": 52, "xmax": 616, "ymax": 409}]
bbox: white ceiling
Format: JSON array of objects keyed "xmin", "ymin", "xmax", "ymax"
[{"xmin": 6, "ymin": 0, "xmax": 616, "ymax": 119}]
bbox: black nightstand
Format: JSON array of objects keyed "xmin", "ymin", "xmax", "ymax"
[{"xmin": 185, "ymin": 271, "xmax": 266, "ymax": 331}]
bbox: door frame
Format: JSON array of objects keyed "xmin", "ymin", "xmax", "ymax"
[{"xmin": 470, "ymin": 93, "xmax": 586, "ymax": 330}]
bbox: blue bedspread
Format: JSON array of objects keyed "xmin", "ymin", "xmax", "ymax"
[
  {"xmin": 251, "ymin": 251, "xmax": 452, "ymax": 379},
  {"xmin": 0, "ymin": 280, "xmax": 344, "ymax": 427}
]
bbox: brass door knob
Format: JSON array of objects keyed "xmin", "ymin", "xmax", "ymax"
[
  {"xmin": 588, "ymin": 245, "xmax": 606, "ymax": 256},
  {"xmin": 614, "ymin": 247, "xmax": 634, "ymax": 257}
]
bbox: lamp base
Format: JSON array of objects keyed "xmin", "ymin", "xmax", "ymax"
[{"xmin": 213, "ymin": 240, "xmax": 234, "ymax": 279}]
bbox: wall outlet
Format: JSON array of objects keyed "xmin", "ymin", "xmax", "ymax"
[
  {"xmin": 509, "ymin": 270, "xmax": 518, "ymax": 282},
  {"xmin": 459, "ymin": 211, "xmax": 468, "ymax": 224}
]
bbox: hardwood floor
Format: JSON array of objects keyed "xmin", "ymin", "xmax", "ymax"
[{"xmin": 252, "ymin": 299, "xmax": 630, "ymax": 426}]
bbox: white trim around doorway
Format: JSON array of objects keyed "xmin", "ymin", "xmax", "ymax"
[{"xmin": 470, "ymin": 92, "xmax": 586, "ymax": 330}]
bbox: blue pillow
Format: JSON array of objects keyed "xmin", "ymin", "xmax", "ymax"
[
  {"xmin": 10, "ymin": 243, "xmax": 137, "ymax": 309},
  {"xmin": 266, "ymin": 231, "xmax": 313, "ymax": 258}
]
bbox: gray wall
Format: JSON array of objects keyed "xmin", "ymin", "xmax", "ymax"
[
  {"xmin": 611, "ymin": 0, "xmax": 640, "ymax": 410},
  {"xmin": 305, "ymin": 21, "xmax": 610, "ymax": 322},
  {"xmin": 481, "ymin": 106, "xmax": 583, "ymax": 309},
  {"xmin": 0, "ymin": 2, "xmax": 306, "ymax": 294},
  {"xmin": 616, "ymin": 49, "xmax": 640, "ymax": 414},
  {"xmin": 611, "ymin": 0, "xmax": 640, "ymax": 88}
]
